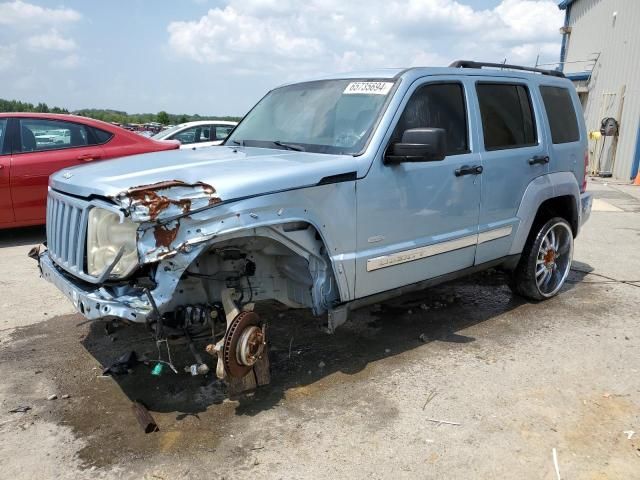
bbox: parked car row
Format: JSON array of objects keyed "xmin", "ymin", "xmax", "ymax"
[{"xmin": 0, "ymin": 115, "xmax": 237, "ymax": 229}]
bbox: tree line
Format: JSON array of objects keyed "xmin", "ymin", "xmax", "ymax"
[
  {"xmin": 0, "ymin": 98, "xmax": 241, "ymax": 125},
  {"xmin": 0, "ymin": 99, "xmax": 69, "ymax": 114}
]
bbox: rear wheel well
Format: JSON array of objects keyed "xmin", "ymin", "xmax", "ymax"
[{"xmin": 531, "ymin": 195, "xmax": 578, "ymax": 237}]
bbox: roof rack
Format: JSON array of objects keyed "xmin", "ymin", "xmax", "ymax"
[{"xmin": 449, "ymin": 60, "xmax": 565, "ymax": 78}]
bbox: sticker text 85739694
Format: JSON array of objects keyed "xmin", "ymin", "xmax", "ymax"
[{"xmin": 343, "ymin": 82, "xmax": 394, "ymax": 95}]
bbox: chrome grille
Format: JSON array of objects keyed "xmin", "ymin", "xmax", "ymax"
[{"xmin": 46, "ymin": 190, "xmax": 89, "ymax": 277}]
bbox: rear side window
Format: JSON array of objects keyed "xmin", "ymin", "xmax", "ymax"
[
  {"xmin": 90, "ymin": 127, "xmax": 114, "ymax": 144},
  {"xmin": 18, "ymin": 118, "xmax": 89, "ymax": 152},
  {"xmin": 391, "ymin": 83, "xmax": 469, "ymax": 155},
  {"xmin": 170, "ymin": 125, "xmax": 211, "ymax": 144},
  {"xmin": 0, "ymin": 119, "xmax": 7, "ymax": 155},
  {"xmin": 477, "ymin": 83, "xmax": 537, "ymax": 150},
  {"xmin": 214, "ymin": 125, "xmax": 234, "ymax": 140},
  {"xmin": 539, "ymin": 86, "xmax": 580, "ymax": 144}
]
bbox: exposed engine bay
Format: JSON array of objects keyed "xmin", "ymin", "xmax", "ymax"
[{"xmin": 97, "ymin": 224, "xmax": 340, "ymax": 393}]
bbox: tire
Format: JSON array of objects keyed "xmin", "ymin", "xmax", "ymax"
[{"xmin": 509, "ymin": 217, "xmax": 574, "ymax": 301}]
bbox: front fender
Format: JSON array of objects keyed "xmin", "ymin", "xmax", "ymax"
[{"xmin": 135, "ymin": 183, "xmax": 357, "ymax": 303}]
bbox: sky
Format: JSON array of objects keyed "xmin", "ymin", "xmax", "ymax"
[{"xmin": 0, "ymin": 0, "xmax": 565, "ymax": 116}]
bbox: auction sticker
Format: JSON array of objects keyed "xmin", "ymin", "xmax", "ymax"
[{"xmin": 343, "ymin": 81, "xmax": 394, "ymax": 95}]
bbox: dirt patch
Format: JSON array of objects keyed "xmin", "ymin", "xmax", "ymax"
[
  {"xmin": 0, "ymin": 269, "xmax": 619, "ymax": 475},
  {"xmin": 0, "ymin": 272, "xmax": 521, "ymax": 467}
]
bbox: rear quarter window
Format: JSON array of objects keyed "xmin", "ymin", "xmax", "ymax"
[
  {"xmin": 91, "ymin": 127, "xmax": 114, "ymax": 144},
  {"xmin": 539, "ymin": 86, "xmax": 580, "ymax": 144}
]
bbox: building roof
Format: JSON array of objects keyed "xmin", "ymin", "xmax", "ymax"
[{"xmin": 558, "ymin": 0, "xmax": 577, "ymax": 10}]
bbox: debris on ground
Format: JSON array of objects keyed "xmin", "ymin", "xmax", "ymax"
[
  {"xmin": 8, "ymin": 406, "xmax": 31, "ymax": 413},
  {"xmin": 552, "ymin": 448, "xmax": 561, "ymax": 480},
  {"xmin": 47, "ymin": 394, "xmax": 57, "ymax": 401},
  {"xmin": 624, "ymin": 430, "xmax": 635, "ymax": 440},
  {"xmin": 419, "ymin": 333, "xmax": 428, "ymax": 343},
  {"xmin": 102, "ymin": 351, "xmax": 138, "ymax": 376},
  {"xmin": 425, "ymin": 417, "xmax": 460, "ymax": 426},
  {"xmin": 318, "ymin": 361, "xmax": 325, "ymax": 369},
  {"xmin": 131, "ymin": 401, "xmax": 159, "ymax": 433},
  {"xmin": 422, "ymin": 391, "xmax": 438, "ymax": 410},
  {"xmin": 61, "ymin": 394, "xmax": 70, "ymax": 399}
]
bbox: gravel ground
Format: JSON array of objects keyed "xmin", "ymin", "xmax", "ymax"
[{"xmin": 0, "ymin": 179, "xmax": 639, "ymax": 480}]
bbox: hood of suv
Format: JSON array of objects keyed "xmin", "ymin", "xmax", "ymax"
[{"xmin": 50, "ymin": 146, "xmax": 356, "ymax": 203}]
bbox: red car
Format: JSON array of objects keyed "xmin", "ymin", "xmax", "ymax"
[{"xmin": 0, "ymin": 113, "xmax": 178, "ymax": 229}]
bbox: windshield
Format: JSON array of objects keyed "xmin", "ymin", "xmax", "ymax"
[{"xmin": 226, "ymin": 79, "xmax": 396, "ymax": 155}]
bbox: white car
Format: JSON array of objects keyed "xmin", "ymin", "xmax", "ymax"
[{"xmin": 152, "ymin": 120, "xmax": 237, "ymax": 149}]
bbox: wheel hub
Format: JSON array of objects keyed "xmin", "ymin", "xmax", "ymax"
[
  {"xmin": 236, "ymin": 325, "xmax": 265, "ymax": 367},
  {"xmin": 543, "ymin": 248, "xmax": 557, "ymax": 268},
  {"xmin": 222, "ymin": 311, "xmax": 266, "ymax": 378}
]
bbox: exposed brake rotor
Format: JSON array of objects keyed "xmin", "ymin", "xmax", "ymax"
[{"xmin": 222, "ymin": 311, "xmax": 266, "ymax": 378}]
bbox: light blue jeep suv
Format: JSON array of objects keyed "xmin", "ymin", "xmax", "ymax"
[{"xmin": 36, "ymin": 61, "xmax": 592, "ymax": 387}]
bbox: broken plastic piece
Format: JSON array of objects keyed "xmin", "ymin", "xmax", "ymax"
[
  {"xmin": 131, "ymin": 401, "xmax": 159, "ymax": 433},
  {"xmin": 9, "ymin": 406, "xmax": 31, "ymax": 413},
  {"xmin": 102, "ymin": 351, "xmax": 138, "ymax": 375}
]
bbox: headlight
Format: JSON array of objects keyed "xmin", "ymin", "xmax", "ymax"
[{"xmin": 87, "ymin": 208, "xmax": 138, "ymax": 278}]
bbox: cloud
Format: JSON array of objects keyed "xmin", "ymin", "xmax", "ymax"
[
  {"xmin": 55, "ymin": 53, "xmax": 80, "ymax": 69},
  {"xmin": 0, "ymin": 2, "xmax": 81, "ymax": 71},
  {"xmin": 27, "ymin": 29, "xmax": 76, "ymax": 51},
  {"xmin": 0, "ymin": 0, "xmax": 81, "ymax": 27},
  {"xmin": 168, "ymin": 6, "xmax": 323, "ymax": 66},
  {"xmin": 167, "ymin": 0, "xmax": 564, "ymax": 75},
  {"xmin": 0, "ymin": 44, "xmax": 17, "ymax": 70}
]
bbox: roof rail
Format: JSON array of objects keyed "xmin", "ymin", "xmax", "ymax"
[{"xmin": 449, "ymin": 60, "xmax": 565, "ymax": 78}]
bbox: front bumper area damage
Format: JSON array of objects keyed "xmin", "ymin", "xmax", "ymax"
[
  {"xmin": 36, "ymin": 180, "xmax": 343, "ymax": 394},
  {"xmin": 40, "ymin": 252, "xmax": 152, "ymax": 321},
  {"xmin": 40, "ymin": 248, "xmax": 270, "ymax": 393}
]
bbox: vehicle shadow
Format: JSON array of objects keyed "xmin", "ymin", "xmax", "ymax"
[
  {"xmin": 0, "ymin": 226, "xmax": 46, "ymax": 248},
  {"xmin": 80, "ymin": 266, "xmax": 590, "ymax": 418}
]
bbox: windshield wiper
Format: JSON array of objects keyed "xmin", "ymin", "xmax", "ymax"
[
  {"xmin": 273, "ymin": 140, "xmax": 305, "ymax": 152},
  {"xmin": 230, "ymin": 139, "xmax": 245, "ymax": 146}
]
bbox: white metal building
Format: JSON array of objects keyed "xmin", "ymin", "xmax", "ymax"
[{"xmin": 558, "ymin": 0, "xmax": 640, "ymax": 180}]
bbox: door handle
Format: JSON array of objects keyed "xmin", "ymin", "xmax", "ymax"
[
  {"xmin": 528, "ymin": 155, "xmax": 549, "ymax": 166},
  {"xmin": 77, "ymin": 154, "xmax": 102, "ymax": 162},
  {"xmin": 455, "ymin": 165, "xmax": 483, "ymax": 177}
]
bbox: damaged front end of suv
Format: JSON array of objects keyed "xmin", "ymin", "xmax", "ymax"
[
  {"xmin": 33, "ymin": 76, "xmax": 398, "ymax": 392},
  {"xmin": 37, "ymin": 163, "xmax": 351, "ymax": 392}
]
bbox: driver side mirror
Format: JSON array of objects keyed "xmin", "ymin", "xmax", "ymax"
[{"xmin": 384, "ymin": 128, "xmax": 447, "ymax": 165}]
